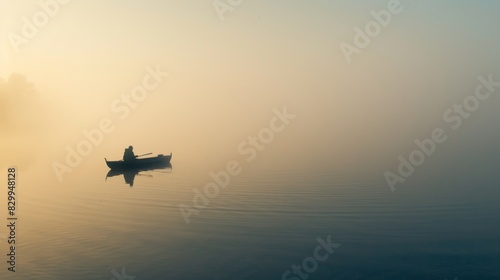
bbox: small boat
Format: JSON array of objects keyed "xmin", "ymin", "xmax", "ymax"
[{"xmin": 105, "ymin": 153, "xmax": 172, "ymax": 170}]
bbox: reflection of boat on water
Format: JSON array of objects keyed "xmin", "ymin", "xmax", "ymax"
[
  {"xmin": 105, "ymin": 163, "xmax": 172, "ymax": 187},
  {"xmin": 105, "ymin": 153, "xmax": 172, "ymax": 170}
]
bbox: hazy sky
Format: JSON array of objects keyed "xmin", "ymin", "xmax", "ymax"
[{"xmin": 1, "ymin": 1, "xmax": 499, "ymax": 182}]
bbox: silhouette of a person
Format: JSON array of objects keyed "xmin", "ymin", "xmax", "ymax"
[{"xmin": 123, "ymin": 145, "xmax": 136, "ymax": 161}]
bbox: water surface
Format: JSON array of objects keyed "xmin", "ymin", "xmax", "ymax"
[{"xmin": 3, "ymin": 152, "xmax": 499, "ymax": 280}]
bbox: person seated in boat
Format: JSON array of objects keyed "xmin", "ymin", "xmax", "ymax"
[{"xmin": 123, "ymin": 146, "xmax": 136, "ymax": 161}]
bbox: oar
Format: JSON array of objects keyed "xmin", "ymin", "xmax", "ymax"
[{"xmin": 135, "ymin": 152, "xmax": 153, "ymax": 158}]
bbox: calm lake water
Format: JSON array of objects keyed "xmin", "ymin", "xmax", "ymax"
[{"xmin": 3, "ymin": 152, "xmax": 500, "ymax": 280}]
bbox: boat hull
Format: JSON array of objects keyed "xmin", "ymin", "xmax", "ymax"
[{"xmin": 105, "ymin": 154, "xmax": 172, "ymax": 170}]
